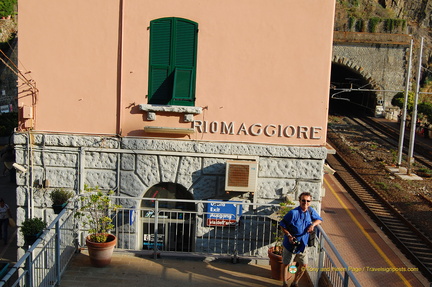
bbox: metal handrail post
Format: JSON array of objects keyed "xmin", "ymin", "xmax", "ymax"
[
  {"xmin": 55, "ymin": 220, "xmax": 61, "ymax": 286},
  {"xmin": 343, "ymin": 270, "xmax": 350, "ymax": 287},
  {"xmin": 26, "ymin": 251, "xmax": 33, "ymax": 287},
  {"xmin": 317, "ymin": 232, "xmax": 325, "ymax": 285},
  {"xmin": 232, "ymin": 204, "xmax": 240, "ymax": 263},
  {"xmin": 153, "ymin": 200, "xmax": 159, "ymax": 259}
]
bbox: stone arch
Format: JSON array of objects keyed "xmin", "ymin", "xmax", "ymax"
[
  {"xmin": 330, "ymin": 56, "xmax": 382, "ymax": 115},
  {"xmin": 141, "ymin": 182, "xmax": 196, "ymax": 211},
  {"xmin": 332, "ymin": 55, "xmax": 381, "ymax": 91},
  {"xmin": 139, "ymin": 182, "xmax": 196, "ymax": 252}
]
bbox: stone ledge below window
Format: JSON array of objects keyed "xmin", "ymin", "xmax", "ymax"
[{"xmin": 139, "ymin": 104, "xmax": 202, "ymax": 122}]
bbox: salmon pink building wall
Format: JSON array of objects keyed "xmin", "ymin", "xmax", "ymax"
[
  {"xmin": 14, "ymin": 1, "xmax": 336, "ymax": 266},
  {"xmin": 18, "ymin": 0, "xmax": 335, "ymax": 146}
]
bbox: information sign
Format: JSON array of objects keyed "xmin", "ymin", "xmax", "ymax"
[{"xmin": 206, "ymin": 200, "xmax": 242, "ymax": 226}]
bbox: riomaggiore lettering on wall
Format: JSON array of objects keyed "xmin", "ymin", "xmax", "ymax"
[{"xmin": 192, "ymin": 121, "xmax": 322, "ymax": 139}]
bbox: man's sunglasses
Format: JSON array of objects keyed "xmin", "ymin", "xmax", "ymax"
[{"xmin": 301, "ymin": 199, "xmax": 311, "ymax": 203}]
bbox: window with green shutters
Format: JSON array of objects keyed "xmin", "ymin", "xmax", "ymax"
[{"xmin": 148, "ymin": 18, "xmax": 198, "ymax": 106}]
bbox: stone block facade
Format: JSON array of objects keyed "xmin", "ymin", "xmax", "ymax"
[{"xmin": 13, "ymin": 132, "xmax": 327, "ymax": 257}]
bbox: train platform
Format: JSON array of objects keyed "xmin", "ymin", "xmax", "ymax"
[{"xmin": 322, "ymin": 173, "xmax": 430, "ymax": 287}]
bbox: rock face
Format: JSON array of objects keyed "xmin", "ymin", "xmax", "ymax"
[
  {"xmin": 336, "ymin": 0, "xmax": 432, "ymax": 29},
  {"xmin": 386, "ymin": 0, "xmax": 432, "ymax": 28},
  {"xmin": 379, "ymin": 0, "xmax": 432, "ymax": 76},
  {"xmin": 336, "ymin": 0, "xmax": 432, "ymax": 83}
]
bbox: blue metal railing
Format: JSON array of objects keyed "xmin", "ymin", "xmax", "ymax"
[
  {"xmin": 0, "ymin": 197, "xmax": 360, "ymax": 287},
  {"xmin": 0, "ymin": 207, "xmax": 76, "ymax": 287},
  {"xmin": 315, "ymin": 225, "xmax": 362, "ymax": 287}
]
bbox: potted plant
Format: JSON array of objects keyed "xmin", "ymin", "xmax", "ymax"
[
  {"xmin": 0, "ymin": 262, "xmax": 9, "ymax": 279},
  {"xmin": 75, "ymin": 185, "xmax": 121, "ymax": 267},
  {"xmin": 21, "ymin": 217, "xmax": 47, "ymax": 246},
  {"xmin": 268, "ymin": 200, "xmax": 295, "ymax": 281},
  {"xmin": 50, "ymin": 188, "xmax": 74, "ymax": 214}
]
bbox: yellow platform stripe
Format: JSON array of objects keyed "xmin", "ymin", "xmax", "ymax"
[{"xmin": 324, "ymin": 176, "xmax": 412, "ymax": 287}]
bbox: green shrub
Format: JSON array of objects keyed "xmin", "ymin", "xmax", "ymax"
[
  {"xmin": 368, "ymin": 17, "xmax": 381, "ymax": 33},
  {"xmin": 355, "ymin": 19, "xmax": 365, "ymax": 32},
  {"xmin": 391, "ymin": 92, "xmax": 414, "ymax": 113},
  {"xmin": 375, "ymin": 182, "xmax": 388, "ymax": 191},
  {"xmin": 21, "ymin": 217, "xmax": 47, "ymax": 236},
  {"xmin": 50, "ymin": 188, "xmax": 74, "ymax": 205},
  {"xmin": 418, "ymin": 102, "xmax": 432, "ymax": 122},
  {"xmin": 0, "ymin": 0, "xmax": 16, "ymax": 18}
]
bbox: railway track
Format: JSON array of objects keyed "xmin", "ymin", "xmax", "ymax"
[
  {"xmin": 352, "ymin": 117, "xmax": 432, "ymax": 170},
  {"xmin": 326, "ymin": 149, "xmax": 432, "ymax": 281}
]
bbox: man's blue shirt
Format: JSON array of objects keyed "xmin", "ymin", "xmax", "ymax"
[{"xmin": 279, "ymin": 206, "xmax": 323, "ymax": 253}]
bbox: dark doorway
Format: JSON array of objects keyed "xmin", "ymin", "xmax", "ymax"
[{"xmin": 141, "ymin": 182, "xmax": 196, "ymax": 252}]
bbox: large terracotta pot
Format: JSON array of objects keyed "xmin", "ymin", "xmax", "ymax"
[
  {"xmin": 86, "ymin": 234, "xmax": 117, "ymax": 267},
  {"xmin": 268, "ymin": 247, "xmax": 284, "ymax": 281}
]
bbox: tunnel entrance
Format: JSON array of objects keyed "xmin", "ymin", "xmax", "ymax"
[{"xmin": 330, "ymin": 63, "xmax": 379, "ymax": 116}]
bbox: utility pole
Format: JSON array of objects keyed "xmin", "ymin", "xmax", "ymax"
[
  {"xmin": 397, "ymin": 39, "xmax": 413, "ymax": 167},
  {"xmin": 407, "ymin": 37, "xmax": 424, "ymax": 175}
]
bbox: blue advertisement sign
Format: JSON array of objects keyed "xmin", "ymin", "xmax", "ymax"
[{"xmin": 206, "ymin": 200, "xmax": 243, "ymax": 226}]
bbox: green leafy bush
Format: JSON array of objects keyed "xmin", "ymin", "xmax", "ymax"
[
  {"xmin": 0, "ymin": 0, "xmax": 16, "ymax": 18},
  {"xmin": 50, "ymin": 188, "xmax": 74, "ymax": 205},
  {"xmin": 391, "ymin": 92, "xmax": 414, "ymax": 113},
  {"xmin": 368, "ymin": 17, "xmax": 381, "ymax": 33},
  {"xmin": 21, "ymin": 217, "xmax": 47, "ymax": 236}
]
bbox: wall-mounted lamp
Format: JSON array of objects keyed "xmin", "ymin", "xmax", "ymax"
[{"xmin": 12, "ymin": 163, "xmax": 28, "ymax": 173}]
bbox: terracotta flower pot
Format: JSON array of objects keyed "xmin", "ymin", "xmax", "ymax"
[
  {"xmin": 268, "ymin": 247, "xmax": 284, "ymax": 281},
  {"xmin": 86, "ymin": 234, "xmax": 117, "ymax": 267}
]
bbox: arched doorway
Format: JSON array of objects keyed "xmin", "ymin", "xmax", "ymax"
[{"xmin": 140, "ymin": 182, "xmax": 196, "ymax": 252}]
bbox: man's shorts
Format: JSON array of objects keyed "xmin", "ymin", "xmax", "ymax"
[{"xmin": 282, "ymin": 246, "xmax": 308, "ymax": 265}]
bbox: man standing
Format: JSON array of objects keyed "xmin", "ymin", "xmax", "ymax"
[{"xmin": 279, "ymin": 192, "xmax": 323, "ymax": 287}]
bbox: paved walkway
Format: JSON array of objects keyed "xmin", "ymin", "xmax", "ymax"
[{"xmin": 61, "ymin": 251, "xmax": 306, "ymax": 287}]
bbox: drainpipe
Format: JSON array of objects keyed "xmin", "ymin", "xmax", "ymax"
[
  {"xmin": 116, "ymin": 0, "xmax": 125, "ymax": 136},
  {"xmin": 24, "ymin": 132, "xmax": 33, "ymax": 218},
  {"xmin": 79, "ymin": 147, "xmax": 85, "ymax": 192}
]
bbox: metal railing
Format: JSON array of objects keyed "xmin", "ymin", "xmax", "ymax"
[
  {"xmin": 0, "ymin": 207, "xmax": 76, "ymax": 287},
  {"xmin": 315, "ymin": 226, "xmax": 362, "ymax": 287},
  {"xmin": 114, "ymin": 198, "xmax": 280, "ymax": 260},
  {"xmin": 1, "ymin": 196, "xmax": 361, "ymax": 287}
]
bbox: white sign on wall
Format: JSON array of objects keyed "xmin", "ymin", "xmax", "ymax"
[{"xmin": 0, "ymin": 105, "xmax": 10, "ymax": 113}]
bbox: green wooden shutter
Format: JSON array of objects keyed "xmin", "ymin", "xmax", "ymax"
[
  {"xmin": 148, "ymin": 18, "xmax": 197, "ymax": 106},
  {"xmin": 148, "ymin": 18, "xmax": 172, "ymax": 104},
  {"xmin": 172, "ymin": 68, "xmax": 193, "ymax": 105},
  {"xmin": 171, "ymin": 19, "xmax": 197, "ymax": 106}
]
